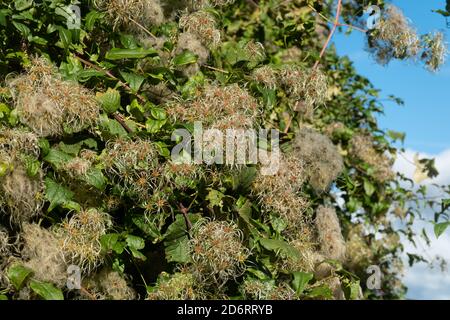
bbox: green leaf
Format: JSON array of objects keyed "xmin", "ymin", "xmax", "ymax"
[
  {"xmin": 363, "ymin": 179, "xmax": 375, "ymax": 197},
  {"xmin": 44, "ymin": 178, "xmax": 75, "ymax": 212},
  {"xmin": 105, "ymin": 48, "xmax": 157, "ymax": 60},
  {"xmin": 126, "ymin": 235, "xmax": 145, "ymax": 250},
  {"xmin": 0, "ymin": 295, "xmax": 7, "ymax": 300},
  {"xmin": 164, "ymin": 214, "xmax": 200, "ymax": 263},
  {"xmin": 100, "ymin": 233, "xmax": 125, "ymax": 254},
  {"xmin": 7, "ymin": 265, "xmax": 33, "ymax": 290},
  {"xmin": 30, "ymin": 280, "xmax": 64, "ymax": 300},
  {"xmin": 308, "ymin": 285, "xmax": 333, "ymax": 299},
  {"xmin": 344, "ymin": 279, "xmax": 361, "ymax": 300},
  {"xmin": 120, "ymin": 71, "xmax": 145, "ymax": 92},
  {"xmin": 206, "ymin": 189, "xmax": 225, "ymax": 208},
  {"xmin": 442, "ymin": 199, "xmax": 450, "ymax": 212},
  {"xmin": 12, "ymin": 21, "xmax": 30, "ymax": 37},
  {"xmin": 145, "ymin": 118, "xmax": 166, "ymax": 133},
  {"xmin": 259, "ymin": 238, "xmax": 300, "ymax": 260},
  {"xmin": 57, "ymin": 27, "xmax": 72, "ymax": 50},
  {"xmin": 14, "ymin": 0, "xmax": 33, "ymax": 11},
  {"xmin": 85, "ymin": 10, "xmax": 104, "ymax": 31},
  {"xmin": 96, "ymin": 88, "xmax": 121, "ymax": 114},
  {"xmin": 58, "ymin": 142, "xmax": 81, "ymax": 155},
  {"xmin": 84, "ymin": 167, "xmax": 107, "ymax": 190},
  {"xmin": 165, "ymin": 236, "xmax": 191, "ymax": 263},
  {"xmin": 434, "ymin": 222, "xmax": 450, "ymax": 238},
  {"xmin": 291, "ymin": 272, "xmax": 313, "ymax": 295},
  {"xmin": 44, "ymin": 148, "xmax": 73, "ymax": 168},
  {"xmin": 172, "ymin": 51, "xmax": 198, "ymax": 66},
  {"xmin": 132, "ymin": 215, "xmax": 163, "ymax": 242}
]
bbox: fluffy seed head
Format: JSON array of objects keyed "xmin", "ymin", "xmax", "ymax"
[
  {"xmin": 315, "ymin": 206, "xmax": 346, "ymax": 262},
  {"xmin": 190, "ymin": 220, "xmax": 249, "ymax": 287},
  {"xmin": 147, "ymin": 271, "xmax": 197, "ymax": 300},
  {"xmin": 368, "ymin": 5, "xmax": 420, "ymax": 65},
  {"xmin": 93, "ymin": 0, "xmax": 164, "ymax": 31},
  {"xmin": 176, "ymin": 32, "xmax": 210, "ymax": 76},
  {"xmin": 0, "ymin": 159, "xmax": 44, "ymax": 224},
  {"xmin": 293, "ymin": 127, "xmax": 344, "ymax": 192},
  {"xmin": 7, "ymin": 57, "xmax": 100, "ymax": 137},
  {"xmin": 167, "ymin": 83, "xmax": 259, "ymax": 129},
  {"xmin": 179, "ymin": 11, "xmax": 221, "ymax": 48},
  {"xmin": 0, "ymin": 127, "xmax": 40, "ymax": 156},
  {"xmin": 21, "ymin": 224, "xmax": 67, "ymax": 287},
  {"xmin": 278, "ymin": 66, "xmax": 327, "ymax": 107},
  {"xmin": 421, "ymin": 32, "xmax": 447, "ymax": 72},
  {"xmin": 349, "ymin": 133, "xmax": 394, "ymax": 183},
  {"xmin": 56, "ymin": 208, "xmax": 111, "ymax": 273},
  {"xmin": 251, "ymin": 65, "xmax": 277, "ymax": 88},
  {"xmin": 82, "ymin": 268, "xmax": 136, "ymax": 300}
]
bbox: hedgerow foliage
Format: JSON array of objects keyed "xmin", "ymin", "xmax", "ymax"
[{"xmin": 0, "ymin": 0, "xmax": 448, "ymax": 300}]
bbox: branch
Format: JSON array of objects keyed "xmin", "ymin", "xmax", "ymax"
[
  {"xmin": 74, "ymin": 54, "xmax": 146, "ymax": 103},
  {"xmin": 179, "ymin": 203, "xmax": 193, "ymax": 232}
]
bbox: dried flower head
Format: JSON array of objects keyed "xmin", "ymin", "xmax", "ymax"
[
  {"xmin": 345, "ymin": 224, "xmax": 373, "ymax": 270},
  {"xmin": 190, "ymin": 220, "xmax": 249, "ymax": 287},
  {"xmin": 102, "ymin": 138, "xmax": 159, "ymax": 198},
  {"xmin": 278, "ymin": 66, "xmax": 327, "ymax": 107},
  {"xmin": 7, "ymin": 57, "xmax": 100, "ymax": 137},
  {"xmin": 349, "ymin": 133, "xmax": 394, "ymax": 183},
  {"xmin": 240, "ymin": 278, "xmax": 277, "ymax": 300},
  {"xmin": 147, "ymin": 271, "xmax": 197, "ymax": 300},
  {"xmin": 293, "ymin": 127, "xmax": 344, "ymax": 192},
  {"xmin": 176, "ymin": 32, "xmax": 210, "ymax": 76},
  {"xmin": 252, "ymin": 153, "xmax": 310, "ymax": 235},
  {"xmin": 421, "ymin": 32, "xmax": 447, "ymax": 72},
  {"xmin": 56, "ymin": 208, "xmax": 111, "ymax": 273},
  {"xmin": 368, "ymin": 5, "xmax": 420, "ymax": 65},
  {"xmin": 251, "ymin": 65, "xmax": 277, "ymax": 89},
  {"xmin": 82, "ymin": 268, "xmax": 136, "ymax": 300},
  {"xmin": 179, "ymin": 11, "xmax": 221, "ymax": 48},
  {"xmin": 167, "ymin": 83, "xmax": 259, "ymax": 129},
  {"xmin": 0, "ymin": 227, "xmax": 10, "ymax": 258},
  {"xmin": 315, "ymin": 206, "xmax": 346, "ymax": 262},
  {"xmin": 0, "ymin": 127, "xmax": 40, "ymax": 156},
  {"xmin": 0, "ymin": 158, "xmax": 44, "ymax": 224},
  {"xmin": 21, "ymin": 223, "xmax": 67, "ymax": 287},
  {"xmin": 93, "ymin": 0, "xmax": 164, "ymax": 31}
]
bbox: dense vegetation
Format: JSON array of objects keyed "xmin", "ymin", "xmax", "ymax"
[{"xmin": 0, "ymin": 0, "xmax": 448, "ymax": 300}]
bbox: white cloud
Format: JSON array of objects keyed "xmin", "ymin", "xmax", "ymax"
[
  {"xmin": 394, "ymin": 149, "xmax": 450, "ymax": 186},
  {"xmin": 393, "ymin": 148, "xmax": 450, "ymax": 299}
]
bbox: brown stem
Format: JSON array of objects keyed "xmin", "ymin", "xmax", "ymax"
[
  {"xmin": 312, "ymin": 0, "xmax": 343, "ymax": 70},
  {"xmin": 113, "ymin": 112, "xmax": 133, "ymax": 133},
  {"xmin": 74, "ymin": 54, "xmax": 146, "ymax": 103},
  {"xmin": 179, "ymin": 203, "xmax": 193, "ymax": 232}
]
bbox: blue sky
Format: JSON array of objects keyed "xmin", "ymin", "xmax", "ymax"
[
  {"xmin": 332, "ymin": 0, "xmax": 450, "ymax": 299},
  {"xmin": 333, "ymin": 0, "xmax": 450, "ymax": 154}
]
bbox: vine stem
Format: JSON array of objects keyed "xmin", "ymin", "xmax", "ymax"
[{"xmin": 312, "ymin": 0, "xmax": 343, "ymax": 70}]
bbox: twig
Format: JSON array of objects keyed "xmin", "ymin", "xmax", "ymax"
[
  {"xmin": 129, "ymin": 17, "xmax": 157, "ymax": 40},
  {"xmin": 80, "ymin": 286, "xmax": 97, "ymax": 300},
  {"xmin": 74, "ymin": 54, "xmax": 146, "ymax": 103},
  {"xmin": 203, "ymin": 65, "xmax": 229, "ymax": 74},
  {"xmin": 179, "ymin": 203, "xmax": 193, "ymax": 232},
  {"xmin": 113, "ymin": 112, "xmax": 133, "ymax": 133},
  {"xmin": 313, "ymin": 0, "xmax": 343, "ymax": 70}
]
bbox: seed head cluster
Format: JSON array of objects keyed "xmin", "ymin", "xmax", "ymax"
[
  {"xmin": 147, "ymin": 271, "xmax": 197, "ymax": 300},
  {"xmin": 179, "ymin": 11, "xmax": 221, "ymax": 48},
  {"xmin": 7, "ymin": 58, "xmax": 100, "ymax": 137},
  {"xmin": 189, "ymin": 220, "xmax": 249, "ymax": 288},
  {"xmin": 315, "ymin": 206, "xmax": 346, "ymax": 262},
  {"xmin": 349, "ymin": 133, "xmax": 394, "ymax": 183},
  {"xmin": 293, "ymin": 127, "xmax": 344, "ymax": 192},
  {"xmin": 93, "ymin": 0, "xmax": 165, "ymax": 31}
]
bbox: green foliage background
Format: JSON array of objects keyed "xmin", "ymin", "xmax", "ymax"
[{"xmin": 0, "ymin": 0, "xmax": 449, "ymax": 300}]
